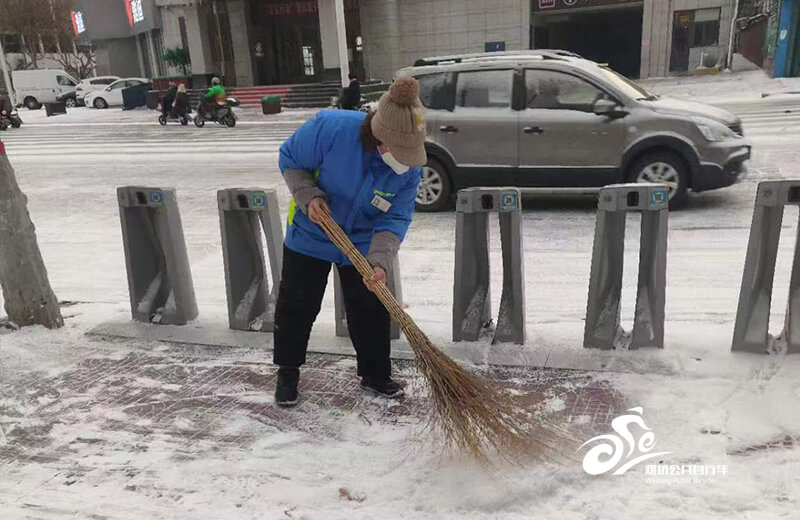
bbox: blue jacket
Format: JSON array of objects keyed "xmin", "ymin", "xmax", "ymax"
[{"xmin": 279, "ymin": 110, "xmax": 422, "ymax": 265}]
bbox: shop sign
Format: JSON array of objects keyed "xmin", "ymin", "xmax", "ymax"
[
  {"xmin": 534, "ymin": 0, "xmax": 640, "ymax": 11},
  {"xmin": 71, "ymin": 11, "xmax": 86, "ymax": 35},
  {"xmin": 126, "ymin": 0, "xmax": 145, "ymax": 26},
  {"xmin": 262, "ymin": 0, "xmax": 357, "ymax": 18}
]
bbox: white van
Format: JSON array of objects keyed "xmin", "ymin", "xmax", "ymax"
[{"xmin": 11, "ymin": 69, "xmax": 79, "ymax": 110}]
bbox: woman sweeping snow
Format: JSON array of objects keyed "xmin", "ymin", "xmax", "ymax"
[{"xmin": 273, "ymin": 76, "xmax": 427, "ymax": 407}]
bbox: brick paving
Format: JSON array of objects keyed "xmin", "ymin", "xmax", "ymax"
[{"xmin": 0, "ymin": 337, "xmax": 627, "ymax": 516}]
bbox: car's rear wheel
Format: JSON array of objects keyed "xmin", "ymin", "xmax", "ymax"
[
  {"xmin": 415, "ymin": 158, "xmax": 452, "ymax": 212},
  {"xmin": 628, "ymin": 152, "xmax": 689, "ymax": 208},
  {"xmin": 93, "ymin": 97, "xmax": 108, "ymax": 109},
  {"xmin": 24, "ymin": 97, "xmax": 41, "ymax": 110},
  {"xmin": 65, "ymin": 97, "xmax": 77, "ymax": 108}
]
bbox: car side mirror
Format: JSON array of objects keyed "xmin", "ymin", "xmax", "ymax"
[
  {"xmin": 594, "ymin": 98, "xmax": 626, "ymax": 118},
  {"xmin": 105, "ymin": 86, "xmax": 112, "ymax": 91}
]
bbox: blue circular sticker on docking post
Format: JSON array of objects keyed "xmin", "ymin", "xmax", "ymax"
[
  {"xmin": 650, "ymin": 188, "xmax": 668, "ymax": 208},
  {"xmin": 501, "ymin": 192, "xmax": 518, "ymax": 210},
  {"xmin": 252, "ymin": 194, "xmax": 266, "ymax": 207},
  {"xmin": 149, "ymin": 190, "xmax": 163, "ymax": 205}
]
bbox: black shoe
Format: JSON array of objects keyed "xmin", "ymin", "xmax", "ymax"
[
  {"xmin": 275, "ymin": 367, "xmax": 300, "ymax": 407},
  {"xmin": 360, "ymin": 377, "xmax": 405, "ymax": 398}
]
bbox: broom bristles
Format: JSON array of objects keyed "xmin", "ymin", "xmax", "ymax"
[{"xmin": 316, "ymin": 209, "xmax": 575, "ymax": 464}]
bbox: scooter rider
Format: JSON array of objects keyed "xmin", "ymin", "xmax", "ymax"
[
  {"xmin": 203, "ymin": 77, "xmax": 227, "ymax": 120},
  {"xmin": 161, "ymin": 83, "xmax": 177, "ymax": 119},
  {"xmin": 0, "ymin": 90, "xmax": 12, "ymax": 116}
]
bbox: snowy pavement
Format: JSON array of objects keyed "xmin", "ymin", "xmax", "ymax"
[
  {"xmin": 640, "ymin": 68, "xmax": 800, "ymax": 103},
  {"xmin": 1, "ymin": 98, "xmax": 800, "ymax": 518}
]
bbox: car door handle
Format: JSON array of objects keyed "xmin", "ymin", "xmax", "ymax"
[
  {"xmin": 523, "ymin": 126, "xmax": 544, "ymax": 134},
  {"xmin": 440, "ymin": 125, "xmax": 458, "ymax": 133}
]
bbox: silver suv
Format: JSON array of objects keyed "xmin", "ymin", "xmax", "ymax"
[{"xmin": 400, "ymin": 51, "xmax": 751, "ymax": 211}]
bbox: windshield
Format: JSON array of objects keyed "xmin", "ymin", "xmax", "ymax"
[{"xmin": 595, "ymin": 66, "xmax": 655, "ymax": 100}]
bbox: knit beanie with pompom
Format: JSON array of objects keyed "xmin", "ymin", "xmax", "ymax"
[{"xmin": 370, "ymin": 76, "xmax": 427, "ymax": 167}]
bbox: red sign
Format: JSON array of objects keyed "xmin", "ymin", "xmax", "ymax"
[
  {"xmin": 534, "ymin": 0, "xmax": 639, "ymax": 10},
  {"xmin": 71, "ymin": 11, "xmax": 86, "ymax": 36},
  {"xmin": 262, "ymin": 0, "xmax": 357, "ymax": 18},
  {"xmin": 125, "ymin": 0, "xmax": 134, "ymax": 26},
  {"xmin": 0, "ymin": 140, "xmax": 5, "ymax": 156}
]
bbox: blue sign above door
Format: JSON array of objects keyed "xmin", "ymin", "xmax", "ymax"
[{"xmin": 485, "ymin": 41, "xmax": 506, "ymax": 52}]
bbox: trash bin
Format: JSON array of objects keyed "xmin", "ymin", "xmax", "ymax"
[
  {"xmin": 45, "ymin": 101, "xmax": 67, "ymax": 116},
  {"xmin": 122, "ymin": 83, "xmax": 153, "ymax": 110}
]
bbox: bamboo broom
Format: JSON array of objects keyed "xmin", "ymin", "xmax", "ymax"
[{"xmin": 316, "ymin": 208, "xmax": 573, "ymax": 465}]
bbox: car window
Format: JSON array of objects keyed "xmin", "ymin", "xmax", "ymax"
[
  {"xmin": 57, "ymin": 75, "xmax": 76, "ymax": 86},
  {"xmin": 455, "ymin": 70, "xmax": 512, "ymax": 109},
  {"xmin": 110, "ymin": 81, "xmax": 126, "ymax": 90},
  {"xmin": 91, "ymin": 78, "xmax": 111, "ymax": 85},
  {"xmin": 416, "ymin": 73, "xmax": 452, "ymax": 110},
  {"xmin": 128, "ymin": 80, "xmax": 142, "ymax": 86},
  {"xmin": 525, "ymin": 70, "xmax": 608, "ymax": 112}
]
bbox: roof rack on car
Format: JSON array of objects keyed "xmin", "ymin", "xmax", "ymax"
[{"xmin": 413, "ymin": 49, "xmax": 582, "ymax": 67}]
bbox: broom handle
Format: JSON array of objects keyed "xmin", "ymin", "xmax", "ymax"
[{"xmin": 316, "ymin": 210, "xmax": 413, "ymax": 328}]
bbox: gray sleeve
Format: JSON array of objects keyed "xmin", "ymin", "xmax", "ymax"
[
  {"xmin": 283, "ymin": 167, "xmax": 327, "ymax": 213},
  {"xmin": 367, "ymin": 231, "xmax": 400, "ymax": 271}
]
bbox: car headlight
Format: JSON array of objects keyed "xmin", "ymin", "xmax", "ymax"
[{"xmin": 692, "ymin": 117, "xmax": 736, "ymax": 142}]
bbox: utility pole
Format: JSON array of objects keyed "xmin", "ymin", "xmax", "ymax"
[
  {"xmin": 334, "ymin": 0, "xmax": 349, "ymax": 87},
  {"xmin": 0, "ymin": 36, "xmax": 16, "ymax": 107},
  {"xmin": 727, "ymin": 0, "xmax": 741, "ymax": 70},
  {"xmin": 213, "ymin": 0, "xmax": 227, "ymax": 84}
]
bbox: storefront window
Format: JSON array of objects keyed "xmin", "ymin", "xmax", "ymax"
[
  {"xmin": 302, "ymin": 46, "xmax": 315, "ymax": 76},
  {"xmin": 692, "ymin": 9, "xmax": 720, "ymax": 47}
]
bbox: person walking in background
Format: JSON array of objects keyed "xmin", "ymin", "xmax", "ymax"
[
  {"xmin": 340, "ymin": 73, "xmax": 361, "ymax": 110},
  {"xmin": 273, "ymin": 76, "xmax": 427, "ymax": 407}
]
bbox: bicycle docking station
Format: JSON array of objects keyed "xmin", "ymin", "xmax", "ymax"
[
  {"xmin": 453, "ymin": 187, "xmax": 525, "ymax": 345},
  {"xmin": 218, "ymin": 188, "xmax": 284, "ymax": 332},
  {"xmin": 732, "ymin": 179, "xmax": 800, "ymax": 354},
  {"xmin": 117, "ymin": 186, "xmax": 198, "ymax": 325},
  {"xmin": 334, "ymin": 255, "xmax": 403, "ymax": 340},
  {"xmin": 584, "ymin": 183, "xmax": 669, "ymax": 350}
]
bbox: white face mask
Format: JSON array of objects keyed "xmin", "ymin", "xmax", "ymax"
[{"xmin": 380, "ymin": 150, "xmax": 410, "ymax": 175}]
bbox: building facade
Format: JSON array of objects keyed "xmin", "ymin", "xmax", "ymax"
[
  {"xmin": 77, "ymin": 0, "xmax": 167, "ymax": 80},
  {"xmin": 767, "ymin": 0, "xmax": 800, "ymax": 77},
  {"xmin": 175, "ymin": 0, "xmax": 738, "ymax": 84},
  {"xmin": 6, "ymin": 0, "xmax": 756, "ymax": 92}
]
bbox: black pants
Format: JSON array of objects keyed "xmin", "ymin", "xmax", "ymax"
[{"xmin": 273, "ymin": 245, "xmax": 391, "ymax": 380}]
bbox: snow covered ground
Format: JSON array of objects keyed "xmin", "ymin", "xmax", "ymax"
[
  {"xmin": 640, "ymin": 68, "xmax": 800, "ymax": 103},
  {"xmin": 2, "ymin": 86, "xmax": 800, "ymax": 518}
]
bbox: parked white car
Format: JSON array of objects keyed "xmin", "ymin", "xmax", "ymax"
[
  {"xmin": 12, "ymin": 69, "xmax": 79, "ymax": 110},
  {"xmin": 84, "ymin": 78, "xmax": 149, "ymax": 109},
  {"xmin": 75, "ymin": 76, "xmax": 120, "ymax": 106}
]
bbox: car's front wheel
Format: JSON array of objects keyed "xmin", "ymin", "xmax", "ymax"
[
  {"xmin": 93, "ymin": 97, "xmax": 108, "ymax": 109},
  {"xmin": 628, "ymin": 152, "xmax": 689, "ymax": 208},
  {"xmin": 415, "ymin": 158, "xmax": 452, "ymax": 212},
  {"xmin": 64, "ymin": 97, "xmax": 77, "ymax": 108}
]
